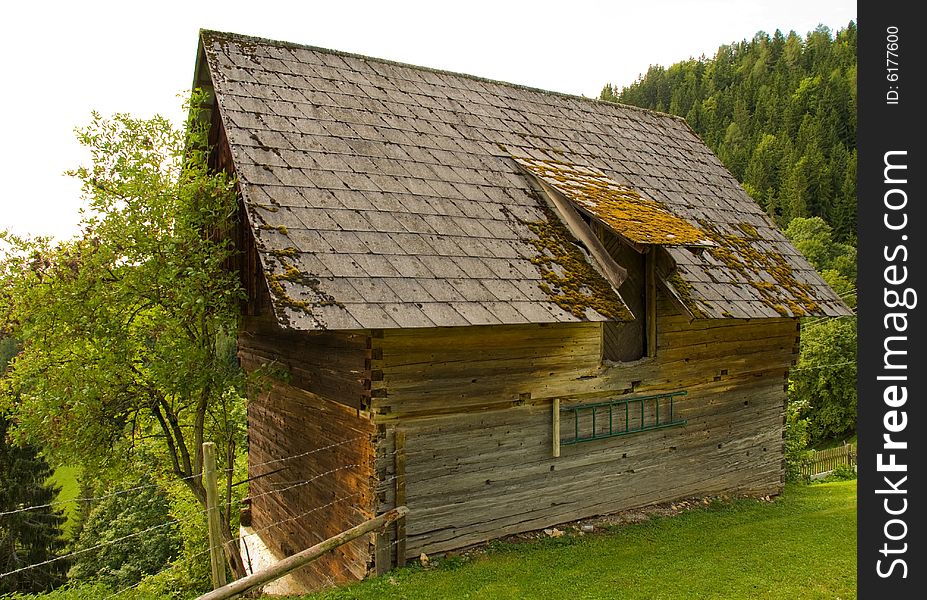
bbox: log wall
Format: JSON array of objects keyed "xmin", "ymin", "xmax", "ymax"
[
  {"xmin": 240, "ymin": 319, "xmax": 376, "ymax": 590},
  {"xmin": 371, "ymin": 297, "xmax": 798, "ymax": 559},
  {"xmin": 245, "ymin": 380, "xmax": 376, "ymax": 590},
  {"xmin": 239, "ymin": 314, "xmax": 370, "ymax": 410}
]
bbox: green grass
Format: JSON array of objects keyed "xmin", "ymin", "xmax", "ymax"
[
  {"xmin": 304, "ymin": 482, "xmax": 856, "ymax": 600},
  {"xmin": 48, "ymin": 465, "xmax": 81, "ymax": 539}
]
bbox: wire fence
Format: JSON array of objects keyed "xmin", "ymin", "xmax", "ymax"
[{"xmin": 0, "ymin": 437, "xmax": 389, "ymax": 598}]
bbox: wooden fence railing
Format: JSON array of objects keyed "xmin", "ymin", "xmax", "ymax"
[{"xmin": 800, "ymin": 443, "xmax": 857, "ymax": 479}]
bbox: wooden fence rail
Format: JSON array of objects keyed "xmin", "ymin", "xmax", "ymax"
[
  {"xmin": 800, "ymin": 443, "xmax": 856, "ymax": 479},
  {"xmin": 196, "ymin": 506, "xmax": 408, "ymax": 600}
]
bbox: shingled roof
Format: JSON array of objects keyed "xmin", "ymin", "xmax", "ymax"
[{"xmin": 195, "ymin": 30, "xmax": 851, "ymax": 330}]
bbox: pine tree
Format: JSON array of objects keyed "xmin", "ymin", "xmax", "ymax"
[
  {"xmin": 603, "ymin": 21, "xmax": 857, "ymax": 242},
  {"xmin": 0, "ymin": 415, "xmax": 69, "ymax": 594},
  {"xmin": 1, "ymin": 339, "xmax": 68, "ymax": 594}
]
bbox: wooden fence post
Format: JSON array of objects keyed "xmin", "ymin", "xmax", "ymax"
[{"xmin": 203, "ymin": 442, "xmax": 227, "ymax": 589}]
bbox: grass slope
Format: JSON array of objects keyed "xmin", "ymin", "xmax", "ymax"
[
  {"xmin": 48, "ymin": 466, "xmax": 80, "ymax": 539},
  {"xmin": 306, "ymin": 482, "xmax": 856, "ymax": 600}
]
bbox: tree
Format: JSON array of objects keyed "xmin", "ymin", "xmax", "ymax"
[
  {"xmin": 604, "ymin": 22, "xmax": 858, "ymax": 242},
  {"xmin": 68, "ymin": 478, "xmax": 181, "ymax": 590},
  {"xmin": 784, "ymin": 217, "xmax": 857, "ymax": 445},
  {"xmin": 790, "ymin": 317, "xmax": 857, "ymax": 444},
  {"xmin": 0, "ymin": 93, "xmax": 247, "ymax": 580},
  {"xmin": 784, "ymin": 216, "xmax": 856, "ymax": 282},
  {"xmin": 1, "ymin": 342, "xmax": 68, "ymax": 594}
]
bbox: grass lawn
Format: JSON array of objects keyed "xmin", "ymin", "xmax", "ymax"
[
  {"xmin": 303, "ymin": 481, "xmax": 856, "ymax": 600},
  {"xmin": 48, "ymin": 465, "xmax": 81, "ymax": 539}
]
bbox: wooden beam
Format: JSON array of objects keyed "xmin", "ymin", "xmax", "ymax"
[
  {"xmin": 395, "ymin": 430, "xmax": 408, "ymax": 566},
  {"xmin": 657, "ymin": 277, "xmax": 698, "ymax": 322},
  {"xmin": 552, "ymin": 399, "xmax": 561, "ymax": 458},
  {"xmin": 519, "ymin": 169, "xmax": 628, "ymax": 289},
  {"xmin": 646, "ymin": 250, "xmax": 657, "ymax": 357},
  {"xmin": 574, "ymin": 204, "xmax": 648, "ymax": 254},
  {"xmin": 374, "ymin": 534, "xmax": 390, "ymax": 576}
]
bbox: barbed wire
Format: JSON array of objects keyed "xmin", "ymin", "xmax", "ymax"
[
  {"xmin": 246, "ymin": 464, "xmax": 362, "ymax": 503},
  {"xmin": 106, "ymin": 465, "xmax": 387, "ymax": 597},
  {"xmin": 247, "ymin": 435, "xmax": 367, "ymax": 475},
  {"xmin": 0, "ymin": 437, "xmax": 368, "ymax": 518},
  {"xmin": 0, "ymin": 511, "xmax": 200, "ymax": 581}
]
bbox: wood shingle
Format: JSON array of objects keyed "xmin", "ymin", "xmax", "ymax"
[{"xmin": 197, "ymin": 30, "xmax": 851, "ymax": 330}]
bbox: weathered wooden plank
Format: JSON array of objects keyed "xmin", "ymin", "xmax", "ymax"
[
  {"xmin": 394, "ymin": 430, "xmax": 407, "ymax": 567},
  {"xmin": 551, "ymin": 399, "xmax": 560, "ymax": 458},
  {"xmin": 239, "ymin": 321, "xmax": 370, "ymax": 410},
  {"xmin": 658, "ymin": 315, "xmax": 796, "ymax": 334},
  {"xmin": 374, "ymin": 346, "xmax": 791, "ymax": 413},
  {"xmin": 399, "ymin": 401, "xmax": 783, "ymax": 493},
  {"xmin": 654, "ymin": 334, "xmax": 798, "ymax": 362},
  {"xmin": 402, "ymin": 458, "xmax": 781, "ymax": 556},
  {"xmin": 247, "ymin": 380, "xmax": 376, "ymax": 591},
  {"xmin": 371, "ymin": 290, "xmax": 792, "ymax": 559},
  {"xmin": 658, "ymin": 319, "xmax": 797, "ymax": 343}
]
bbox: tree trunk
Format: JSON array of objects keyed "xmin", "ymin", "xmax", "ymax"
[{"xmin": 221, "ymin": 518, "xmax": 247, "ymax": 579}]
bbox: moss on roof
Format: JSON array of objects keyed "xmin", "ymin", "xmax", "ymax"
[
  {"xmin": 506, "ymin": 202, "xmax": 633, "ymax": 322},
  {"xmin": 514, "ymin": 156, "xmax": 710, "ymax": 246},
  {"xmin": 697, "ymin": 220, "xmax": 821, "ymax": 317}
]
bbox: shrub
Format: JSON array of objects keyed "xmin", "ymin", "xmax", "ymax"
[
  {"xmin": 68, "ymin": 479, "xmax": 181, "ymax": 591},
  {"xmin": 784, "ymin": 402, "xmax": 813, "ymax": 483}
]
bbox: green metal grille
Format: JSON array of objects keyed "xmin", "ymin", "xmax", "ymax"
[{"xmin": 560, "ymin": 391, "xmax": 687, "ymax": 445}]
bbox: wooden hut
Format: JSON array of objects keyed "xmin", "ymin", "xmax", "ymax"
[{"xmin": 192, "ymin": 30, "xmax": 851, "ymax": 590}]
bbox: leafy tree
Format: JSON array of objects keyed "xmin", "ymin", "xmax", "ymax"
[
  {"xmin": 790, "ymin": 317, "xmax": 857, "ymax": 444},
  {"xmin": 0, "ymin": 93, "xmax": 247, "ymax": 580},
  {"xmin": 1, "ymin": 341, "xmax": 68, "ymax": 594},
  {"xmin": 784, "ymin": 217, "xmax": 856, "ymax": 283},
  {"xmin": 783, "ymin": 217, "xmax": 857, "ymax": 445},
  {"xmin": 68, "ymin": 479, "xmax": 181, "ymax": 590}
]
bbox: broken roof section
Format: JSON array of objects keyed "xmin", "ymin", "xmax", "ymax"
[
  {"xmin": 512, "ymin": 156, "xmax": 713, "ymax": 247},
  {"xmin": 196, "ymin": 30, "xmax": 851, "ymax": 330}
]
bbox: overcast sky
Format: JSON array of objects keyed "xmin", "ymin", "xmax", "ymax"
[{"xmin": 0, "ymin": 0, "xmax": 856, "ymax": 241}]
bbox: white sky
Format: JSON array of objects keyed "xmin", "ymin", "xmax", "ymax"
[{"xmin": 0, "ymin": 0, "xmax": 856, "ymax": 241}]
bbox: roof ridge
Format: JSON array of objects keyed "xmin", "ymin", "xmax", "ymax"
[{"xmin": 199, "ymin": 29, "xmax": 688, "ymax": 125}]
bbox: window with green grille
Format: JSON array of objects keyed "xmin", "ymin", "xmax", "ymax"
[{"xmin": 560, "ymin": 391, "xmax": 687, "ymax": 446}]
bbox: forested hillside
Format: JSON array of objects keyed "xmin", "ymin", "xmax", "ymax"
[
  {"xmin": 603, "ymin": 23, "xmax": 858, "ymax": 452},
  {"xmin": 602, "ymin": 23, "xmax": 856, "ymax": 242}
]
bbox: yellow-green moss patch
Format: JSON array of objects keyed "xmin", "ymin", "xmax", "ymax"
[
  {"xmin": 697, "ymin": 220, "xmax": 821, "ymax": 316},
  {"xmin": 508, "ymin": 202, "xmax": 632, "ymax": 321},
  {"xmin": 513, "ymin": 156, "xmax": 709, "ymax": 246},
  {"xmin": 263, "ymin": 252, "xmax": 343, "ymax": 328},
  {"xmin": 269, "ymin": 247, "xmax": 300, "ymax": 259},
  {"xmin": 259, "ymin": 224, "xmax": 288, "ymax": 235},
  {"xmin": 736, "ymin": 222, "xmax": 759, "ymax": 239}
]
